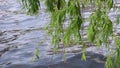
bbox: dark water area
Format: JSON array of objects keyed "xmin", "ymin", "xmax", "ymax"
[
  {"xmin": 0, "ymin": 0, "xmax": 120, "ymax": 68},
  {"xmin": 4, "ymin": 52, "xmax": 105, "ymax": 68}
]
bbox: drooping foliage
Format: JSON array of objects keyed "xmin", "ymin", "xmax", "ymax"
[
  {"xmin": 22, "ymin": 0, "xmax": 40, "ymax": 15},
  {"xmin": 21, "ymin": 0, "xmax": 120, "ymax": 68}
]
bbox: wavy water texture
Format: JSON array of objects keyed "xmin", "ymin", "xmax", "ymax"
[{"xmin": 0, "ymin": 0, "xmax": 120, "ymax": 68}]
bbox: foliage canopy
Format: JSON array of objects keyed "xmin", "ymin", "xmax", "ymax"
[{"xmin": 21, "ymin": 0, "xmax": 120, "ymax": 68}]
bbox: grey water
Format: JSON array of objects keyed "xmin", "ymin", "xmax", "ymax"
[{"xmin": 0, "ymin": 0, "xmax": 120, "ymax": 68}]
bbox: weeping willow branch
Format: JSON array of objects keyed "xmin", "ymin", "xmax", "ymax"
[
  {"xmin": 22, "ymin": 0, "xmax": 120, "ymax": 68},
  {"xmin": 22, "ymin": 0, "xmax": 40, "ymax": 15}
]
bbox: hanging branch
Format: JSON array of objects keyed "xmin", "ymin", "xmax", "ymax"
[{"xmin": 21, "ymin": 0, "xmax": 120, "ymax": 68}]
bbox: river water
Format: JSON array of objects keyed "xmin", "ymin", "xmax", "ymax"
[
  {"xmin": 0, "ymin": 0, "xmax": 52, "ymax": 67},
  {"xmin": 0, "ymin": 0, "xmax": 120, "ymax": 68},
  {"xmin": 0, "ymin": 0, "xmax": 79, "ymax": 68}
]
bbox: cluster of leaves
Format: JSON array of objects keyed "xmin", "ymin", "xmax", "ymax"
[
  {"xmin": 22, "ymin": 0, "xmax": 40, "ymax": 15},
  {"xmin": 22, "ymin": 0, "xmax": 120, "ymax": 68}
]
